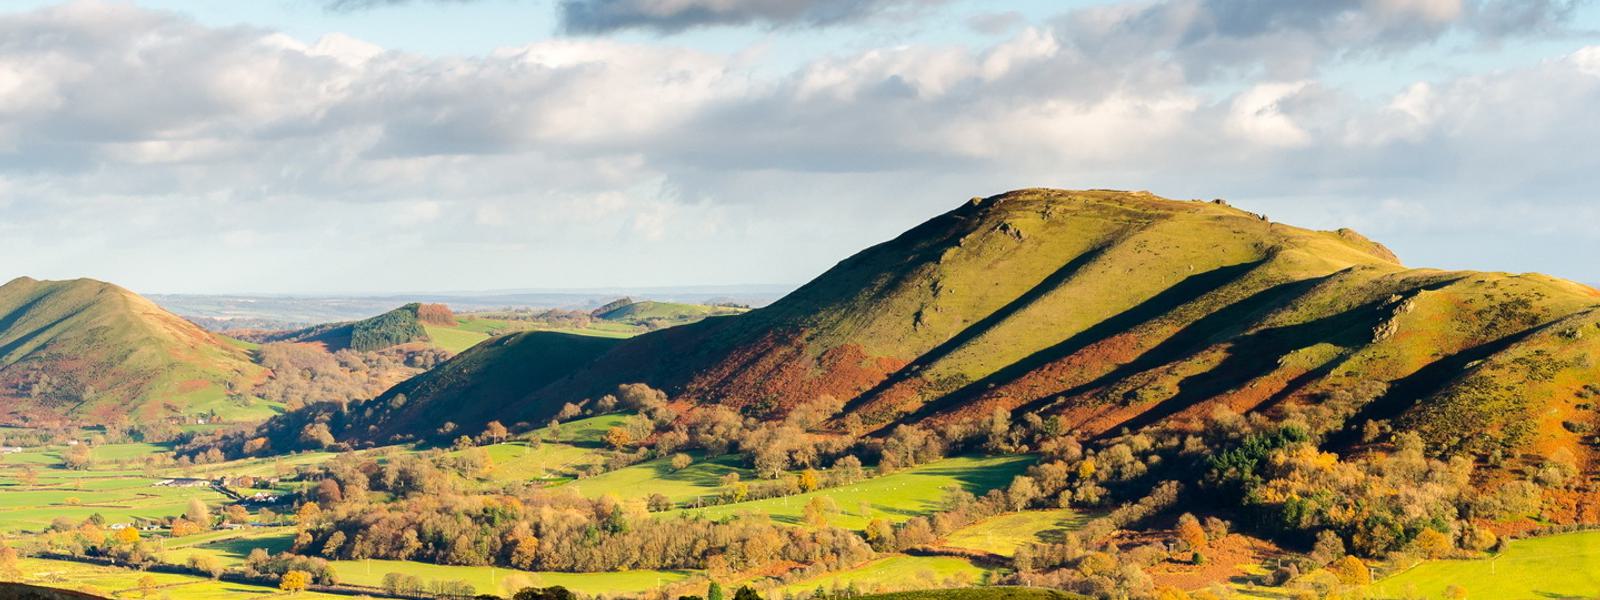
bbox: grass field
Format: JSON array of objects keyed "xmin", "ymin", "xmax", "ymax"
[
  {"xmin": 14, "ymin": 557, "xmax": 348, "ymax": 599},
  {"xmin": 779, "ymin": 556, "xmax": 990, "ymax": 595},
  {"xmin": 164, "ymin": 528, "xmax": 693, "ymax": 596},
  {"xmin": 427, "ymin": 316, "xmax": 645, "ymax": 353},
  {"xmin": 940, "ymin": 509, "xmax": 1086, "ymax": 557},
  {"xmin": 669, "ymin": 455, "xmax": 1034, "ymax": 529},
  {"xmin": 567, "ymin": 453, "xmax": 749, "ymax": 503},
  {"xmin": 1374, "ymin": 530, "xmax": 1600, "ymax": 599}
]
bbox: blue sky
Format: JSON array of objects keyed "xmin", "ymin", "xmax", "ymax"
[{"xmin": 0, "ymin": 0, "xmax": 1598, "ymax": 294}]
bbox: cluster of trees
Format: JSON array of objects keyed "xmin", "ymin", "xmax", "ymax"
[
  {"xmin": 253, "ymin": 343, "xmax": 444, "ymax": 411},
  {"xmin": 293, "ymin": 454, "xmax": 874, "ymax": 574}
]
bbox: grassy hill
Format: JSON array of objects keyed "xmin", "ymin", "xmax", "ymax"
[
  {"xmin": 244, "ymin": 303, "xmax": 436, "ymax": 352},
  {"xmin": 0, "ymin": 277, "xmax": 264, "ymax": 425},
  {"xmin": 594, "ymin": 299, "xmax": 747, "ymax": 328},
  {"xmin": 313, "ymin": 189, "xmax": 1600, "ymax": 482}
]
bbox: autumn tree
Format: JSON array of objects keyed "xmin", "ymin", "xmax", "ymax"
[
  {"xmin": 604, "ymin": 426, "xmax": 633, "ymax": 450},
  {"xmin": 1176, "ymin": 513, "xmax": 1208, "ymax": 550},
  {"xmin": 0, "ymin": 544, "xmax": 20, "ymax": 581},
  {"xmin": 138, "ymin": 574, "xmax": 157, "ymax": 598},
  {"xmin": 280, "ymin": 569, "xmax": 311, "ymax": 593},
  {"xmin": 671, "ymin": 453, "xmax": 693, "ymax": 471},
  {"xmin": 1330, "ymin": 556, "xmax": 1370, "ymax": 586},
  {"xmin": 186, "ymin": 498, "xmax": 212, "ymax": 528},
  {"xmin": 483, "ymin": 420, "xmax": 510, "ymax": 445}
]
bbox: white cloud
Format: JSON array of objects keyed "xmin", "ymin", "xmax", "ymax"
[{"xmin": 0, "ymin": 1, "xmax": 1598, "ymax": 293}]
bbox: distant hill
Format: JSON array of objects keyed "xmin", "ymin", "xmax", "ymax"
[
  {"xmin": 323, "ymin": 189, "xmax": 1600, "ymax": 475},
  {"xmin": 593, "ymin": 299, "xmax": 747, "ymax": 328},
  {"xmin": 0, "ymin": 277, "xmax": 263, "ymax": 425},
  {"xmin": 242, "ymin": 303, "xmax": 439, "ymax": 352}
]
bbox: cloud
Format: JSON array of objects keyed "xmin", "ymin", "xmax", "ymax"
[
  {"xmin": 1, "ymin": 1, "xmax": 1599, "ymax": 293},
  {"xmin": 557, "ymin": 0, "xmax": 943, "ymax": 34},
  {"xmin": 1058, "ymin": 0, "xmax": 1590, "ymax": 80},
  {"xmin": 318, "ymin": 0, "xmax": 478, "ymax": 12}
]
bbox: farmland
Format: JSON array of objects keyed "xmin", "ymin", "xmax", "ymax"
[{"xmin": 1374, "ymin": 530, "xmax": 1600, "ymax": 599}]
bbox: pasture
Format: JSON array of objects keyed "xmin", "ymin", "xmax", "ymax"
[
  {"xmin": 940, "ymin": 509, "xmax": 1086, "ymax": 557},
  {"xmin": 669, "ymin": 455, "xmax": 1035, "ymax": 529},
  {"xmin": 13, "ymin": 557, "xmax": 349, "ymax": 600},
  {"xmin": 779, "ymin": 555, "xmax": 990, "ymax": 595},
  {"xmin": 1374, "ymin": 530, "xmax": 1600, "ymax": 599}
]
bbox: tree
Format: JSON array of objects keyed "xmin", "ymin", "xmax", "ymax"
[
  {"xmin": 315, "ymin": 478, "xmax": 343, "ymax": 506},
  {"xmin": 0, "ymin": 544, "xmax": 21, "ymax": 581},
  {"xmin": 707, "ymin": 582, "xmax": 725, "ymax": 600},
  {"xmin": 138, "ymin": 574, "xmax": 158, "ymax": 598},
  {"xmin": 187, "ymin": 554, "xmax": 225, "ymax": 579},
  {"xmin": 803, "ymin": 496, "xmax": 837, "ymax": 527},
  {"xmin": 186, "ymin": 498, "xmax": 212, "ymax": 528},
  {"xmin": 1176, "ymin": 513, "xmax": 1208, "ymax": 550},
  {"xmin": 799, "ymin": 469, "xmax": 821, "ymax": 492},
  {"xmin": 296, "ymin": 502, "xmax": 322, "ymax": 525},
  {"xmin": 1007, "ymin": 475, "xmax": 1039, "ymax": 510},
  {"xmin": 671, "ymin": 453, "xmax": 693, "ymax": 471},
  {"xmin": 280, "ymin": 570, "xmax": 311, "ymax": 593},
  {"xmin": 1330, "ymin": 556, "xmax": 1370, "ymax": 586},
  {"xmin": 116, "ymin": 525, "xmax": 140, "ymax": 545},
  {"xmin": 171, "ymin": 519, "xmax": 202, "ymax": 537},
  {"xmin": 733, "ymin": 586, "xmax": 763, "ymax": 600},
  {"xmin": 1310, "ymin": 529, "xmax": 1345, "ymax": 566},
  {"xmin": 604, "ymin": 426, "xmax": 633, "ymax": 450},
  {"xmin": 63, "ymin": 443, "xmax": 94, "ymax": 470},
  {"xmin": 1413, "ymin": 528, "xmax": 1453, "ymax": 559},
  {"xmin": 483, "ymin": 420, "xmax": 510, "ymax": 444}
]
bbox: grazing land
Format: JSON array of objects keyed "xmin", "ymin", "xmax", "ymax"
[
  {"xmin": 940, "ymin": 509, "xmax": 1087, "ymax": 557},
  {"xmin": 670, "ymin": 455, "xmax": 1035, "ymax": 529},
  {"xmin": 1374, "ymin": 531, "xmax": 1600, "ymax": 599}
]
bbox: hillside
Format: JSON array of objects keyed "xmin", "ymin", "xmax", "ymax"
[
  {"xmin": 324, "ymin": 190, "xmax": 1600, "ymax": 471},
  {"xmin": 244, "ymin": 303, "xmax": 438, "ymax": 352},
  {"xmin": 594, "ymin": 299, "xmax": 748, "ymax": 328},
  {"xmin": 0, "ymin": 277, "xmax": 263, "ymax": 425}
]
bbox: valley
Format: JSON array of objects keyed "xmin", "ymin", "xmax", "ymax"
[{"xmin": 4, "ymin": 190, "xmax": 1600, "ymax": 600}]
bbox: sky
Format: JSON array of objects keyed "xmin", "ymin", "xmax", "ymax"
[{"xmin": 0, "ymin": 0, "xmax": 1598, "ymax": 294}]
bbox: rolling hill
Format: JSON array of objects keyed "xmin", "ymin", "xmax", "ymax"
[
  {"xmin": 593, "ymin": 299, "xmax": 748, "ymax": 328},
  {"xmin": 0, "ymin": 277, "xmax": 264, "ymax": 425},
  {"xmin": 321, "ymin": 190, "xmax": 1600, "ymax": 476},
  {"xmin": 242, "ymin": 303, "xmax": 441, "ymax": 352}
]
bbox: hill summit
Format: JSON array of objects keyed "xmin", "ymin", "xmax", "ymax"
[
  {"xmin": 0, "ymin": 277, "xmax": 263, "ymax": 425},
  {"xmin": 321, "ymin": 190, "xmax": 1599, "ymax": 475}
]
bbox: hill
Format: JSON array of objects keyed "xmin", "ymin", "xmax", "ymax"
[
  {"xmin": 593, "ymin": 299, "xmax": 748, "ymax": 328},
  {"xmin": 318, "ymin": 189, "xmax": 1600, "ymax": 471},
  {"xmin": 244, "ymin": 303, "xmax": 439, "ymax": 352},
  {"xmin": 0, "ymin": 277, "xmax": 263, "ymax": 425}
]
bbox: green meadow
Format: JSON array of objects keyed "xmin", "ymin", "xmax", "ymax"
[
  {"xmin": 1374, "ymin": 530, "xmax": 1600, "ymax": 599},
  {"xmin": 940, "ymin": 509, "xmax": 1087, "ymax": 557},
  {"xmin": 14, "ymin": 557, "xmax": 349, "ymax": 600},
  {"xmin": 779, "ymin": 556, "xmax": 991, "ymax": 595},
  {"xmin": 669, "ymin": 455, "xmax": 1035, "ymax": 529}
]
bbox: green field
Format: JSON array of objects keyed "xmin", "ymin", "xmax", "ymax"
[
  {"xmin": 669, "ymin": 455, "xmax": 1034, "ymax": 529},
  {"xmin": 165, "ymin": 528, "xmax": 693, "ymax": 596},
  {"xmin": 568, "ymin": 453, "xmax": 749, "ymax": 503},
  {"xmin": 1375, "ymin": 530, "xmax": 1600, "ymax": 599},
  {"xmin": 940, "ymin": 509, "xmax": 1086, "ymax": 557},
  {"xmin": 780, "ymin": 555, "xmax": 991, "ymax": 595},
  {"xmin": 14, "ymin": 557, "xmax": 348, "ymax": 599},
  {"xmin": 427, "ymin": 316, "xmax": 644, "ymax": 353}
]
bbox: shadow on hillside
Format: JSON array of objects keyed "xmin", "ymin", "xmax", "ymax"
[
  {"xmin": 1324, "ymin": 319, "xmax": 1550, "ymax": 450},
  {"xmin": 901, "ymin": 259, "xmax": 1267, "ymax": 424},
  {"xmin": 842, "ymin": 246, "xmax": 1111, "ymax": 416},
  {"xmin": 1113, "ymin": 276, "xmax": 1466, "ymax": 434},
  {"xmin": 1012, "ymin": 272, "xmax": 1336, "ymax": 416}
]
